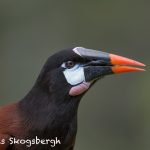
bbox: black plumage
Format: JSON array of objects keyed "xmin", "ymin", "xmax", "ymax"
[{"xmin": 0, "ymin": 47, "xmax": 144, "ymax": 150}]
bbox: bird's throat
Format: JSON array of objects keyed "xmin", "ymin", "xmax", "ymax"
[
  {"xmin": 69, "ymin": 82, "xmax": 91, "ymax": 96},
  {"xmin": 19, "ymin": 86, "xmax": 80, "ymax": 129}
]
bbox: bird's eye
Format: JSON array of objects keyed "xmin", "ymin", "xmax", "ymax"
[{"xmin": 65, "ymin": 61, "xmax": 75, "ymax": 69}]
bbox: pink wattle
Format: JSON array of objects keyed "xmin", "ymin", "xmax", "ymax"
[{"xmin": 69, "ymin": 82, "xmax": 91, "ymax": 96}]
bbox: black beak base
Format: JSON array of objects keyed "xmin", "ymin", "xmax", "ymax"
[
  {"xmin": 84, "ymin": 66, "xmax": 113, "ymax": 82},
  {"xmin": 75, "ymin": 47, "xmax": 113, "ymax": 81}
]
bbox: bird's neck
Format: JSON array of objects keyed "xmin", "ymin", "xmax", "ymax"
[{"xmin": 19, "ymin": 85, "xmax": 80, "ymax": 130}]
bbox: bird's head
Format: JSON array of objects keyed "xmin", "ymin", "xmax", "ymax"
[{"xmin": 36, "ymin": 47, "xmax": 145, "ymax": 99}]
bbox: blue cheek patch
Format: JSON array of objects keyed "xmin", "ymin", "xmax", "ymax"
[{"xmin": 62, "ymin": 64, "xmax": 85, "ymax": 85}]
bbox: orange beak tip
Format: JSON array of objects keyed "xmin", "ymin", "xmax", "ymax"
[
  {"xmin": 136, "ymin": 62, "xmax": 146, "ymax": 67},
  {"xmin": 142, "ymin": 64, "xmax": 146, "ymax": 67},
  {"xmin": 110, "ymin": 54, "xmax": 145, "ymax": 67},
  {"xmin": 112, "ymin": 66, "xmax": 145, "ymax": 74}
]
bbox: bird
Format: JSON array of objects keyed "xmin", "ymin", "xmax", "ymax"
[{"xmin": 0, "ymin": 47, "xmax": 145, "ymax": 150}]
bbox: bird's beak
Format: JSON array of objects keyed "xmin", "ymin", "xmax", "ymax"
[
  {"xmin": 109, "ymin": 53, "xmax": 145, "ymax": 73},
  {"xmin": 73, "ymin": 47, "xmax": 146, "ymax": 82}
]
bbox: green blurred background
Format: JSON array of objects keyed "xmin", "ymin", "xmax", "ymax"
[{"xmin": 0, "ymin": 0, "xmax": 150, "ymax": 150}]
